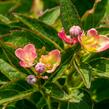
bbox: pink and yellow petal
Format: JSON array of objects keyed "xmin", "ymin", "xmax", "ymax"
[
  {"xmin": 15, "ymin": 48, "xmax": 25, "ymax": 61},
  {"xmin": 15, "ymin": 43, "xmax": 37, "ymax": 68},
  {"xmin": 48, "ymin": 49, "xmax": 61, "ymax": 63},
  {"xmin": 40, "ymin": 49, "xmax": 61, "ymax": 73},
  {"xmin": 46, "ymin": 64, "xmax": 59, "ymax": 73},
  {"xmin": 87, "ymin": 28, "xmax": 98, "ymax": 37},
  {"xmin": 19, "ymin": 61, "xmax": 31, "ymax": 68},
  {"xmin": 23, "ymin": 44, "xmax": 37, "ymax": 59},
  {"xmin": 96, "ymin": 35, "xmax": 109, "ymax": 52}
]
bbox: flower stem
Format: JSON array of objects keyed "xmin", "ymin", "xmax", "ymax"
[
  {"xmin": 46, "ymin": 95, "xmax": 52, "ymax": 109},
  {"xmin": 31, "ymin": 67, "xmax": 37, "ymax": 75},
  {"xmin": 39, "ymin": 89, "xmax": 52, "ymax": 109}
]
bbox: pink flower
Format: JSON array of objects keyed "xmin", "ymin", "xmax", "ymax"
[
  {"xmin": 58, "ymin": 26, "xmax": 82, "ymax": 45},
  {"xmin": 39, "ymin": 49, "xmax": 61, "ymax": 73},
  {"xmin": 78, "ymin": 28, "xmax": 109, "ymax": 52},
  {"xmin": 58, "ymin": 29, "xmax": 78, "ymax": 45},
  {"xmin": 15, "ymin": 44, "xmax": 37, "ymax": 68}
]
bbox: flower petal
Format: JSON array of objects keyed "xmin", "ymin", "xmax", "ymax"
[
  {"xmin": 46, "ymin": 64, "xmax": 59, "ymax": 73},
  {"xmin": 58, "ymin": 29, "xmax": 74, "ymax": 44},
  {"xmin": 19, "ymin": 61, "xmax": 30, "ymax": 68},
  {"xmin": 87, "ymin": 28, "xmax": 99, "ymax": 39},
  {"xmin": 15, "ymin": 44, "xmax": 37, "ymax": 68},
  {"xmin": 97, "ymin": 35, "xmax": 109, "ymax": 52},
  {"xmin": 15, "ymin": 48, "xmax": 25, "ymax": 61},
  {"xmin": 46, "ymin": 50, "xmax": 61, "ymax": 73},
  {"xmin": 78, "ymin": 31, "xmax": 99, "ymax": 52},
  {"xmin": 48, "ymin": 49, "xmax": 61, "ymax": 65},
  {"xmin": 40, "ymin": 49, "xmax": 61, "ymax": 73},
  {"xmin": 23, "ymin": 44, "xmax": 37, "ymax": 60}
]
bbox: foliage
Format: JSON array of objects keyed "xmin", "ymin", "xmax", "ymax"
[{"xmin": 0, "ymin": 0, "xmax": 109, "ymax": 109}]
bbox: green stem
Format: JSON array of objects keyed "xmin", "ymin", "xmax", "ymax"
[
  {"xmin": 30, "ymin": 67, "xmax": 37, "ymax": 75},
  {"xmin": 58, "ymin": 102, "xmax": 61, "ymax": 109},
  {"xmin": 39, "ymin": 89, "xmax": 52, "ymax": 109},
  {"xmin": 46, "ymin": 95, "xmax": 52, "ymax": 109},
  {"xmin": 82, "ymin": 53, "xmax": 95, "ymax": 63}
]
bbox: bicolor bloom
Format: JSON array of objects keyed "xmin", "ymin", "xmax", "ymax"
[
  {"xmin": 58, "ymin": 26, "xmax": 82, "ymax": 45},
  {"xmin": 78, "ymin": 28, "xmax": 109, "ymax": 52},
  {"xmin": 26, "ymin": 75, "xmax": 37, "ymax": 85},
  {"xmin": 39, "ymin": 49, "xmax": 61, "ymax": 73},
  {"xmin": 69, "ymin": 26, "xmax": 82, "ymax": 37},
  {"xmin": 35, "ymin": 62, "xmax": 45, "ymax": 73},
  {"xmin": 15, "ymin": 44, "xmax": 37, "ymax": 68}
]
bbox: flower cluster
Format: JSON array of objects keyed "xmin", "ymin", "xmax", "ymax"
[
  {"xmin": 15, "ymin": 44, "xmax": 61, "ymax": 85},
  {"xmin": 58, "ymin": 26, "xmax": 109, "ymax": 52}
]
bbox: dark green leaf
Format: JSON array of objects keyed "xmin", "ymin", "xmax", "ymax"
[
  {"xmin": 91, "ymin": 78, "xmax": 109, "ymax": 102},
  {"xmin": 90, "ymin": 58, "xmax": 109, "ymax": 78},
  {"xmin": 0, "ymin": 1, "xmax": 16, "ymax": 15},
  {"xmin": 0, "ymin": 79, "xmax": 36, "ymax": 105},
  {"xmin": 72, "ymin": 0, "xmax": 94, "ymax": 17},
  {"xmin": 74, "ymin": 60, "xmax": 91, "ymax": 88},
  {"xmin": 14, "ymin": 14, "xmax": 64, "ymax": 51},
  {"xmin": 82, "ymin": 0, "xmax": 108, "ymax": 30},
  {"xmin": 60, "ymin": 0, "xmax": 81, "ymax": 33},
  {"xmin": 39, "ymin": 7, "xmax": 60, "ymax": 25},
  {"xmin": 0, "ymin": 59, "xmax": 26, "ymax": 80},
  {"xmin": 45, "ymin": 83, "xmax": 83, "ymax": 103}
]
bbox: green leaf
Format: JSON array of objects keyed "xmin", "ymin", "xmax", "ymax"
[
  {"xmin": 59, "ymin": 91, "xmax": 92, "ymax": 109},
  {"xmin": 15, "ymin": 99, "xmax": 37, "ymax": 109},
  {"xmin": 43, "ymin": 0, "xmax": 59, "ymax": 9},
  {"xmin": 0, "ymin": 59, "xmax": 26, "ymax": 80},
  {"xmin": 97, "ymin": 26, "xmax": 109, "ymax": 34},
  {"xmin": 6, "ymin": 99, "xmax": 37, "ymax": 109},
  {"xmin": 14, "ymin": 14, "xmax": 64, "ymax": 51},
  {"xmin": 91, "ymin": 78, "xmax": 109, "ymax": 102},
  {"xmin": 82, "ymin": 0, "xmax": 108, "ymax": 30},
  {"xmin": 72, "ymin": 0, "xmax": 94, "ymax": 17},
  {"xmin": 0, "ymin": 79, "xmax": 36, "ymax": 105},
  {"xmin": 60, "ymin": 0, "xmax": 81, "ymax": 33},
  {"xmin": 0, "ymin": 14, "xmax": 11, "ymax": 24},
  {"xmin": 3, "ymin": 30, "xmax": 48, "ymax": 49},
  {"xmin": 73, "ymin": 59, "xmax": 91, "ymax": 88},
  {"xmin": 12, "ymin": 0, "xmax": 33, "ymax": 13},
  {"xmin": 30, "ymin": 92, "xmax": 47, "ymax": 109},
  {"xmin": 60, "ymin": 101, "xmax": 92, "ymax": 109},
  {"xmin": 0, "ymin": 1, "xmax": 16, "ymax": 15},
  {"xmin": 45, "ymin": 83, "xmax": 83, "ymax": 103},
  {"xmin": 39, "ymin": 7, "xmax": 60, "ymax": 25},
  {"xmin": 90, "ymin": 58, "xmax": 109, "ymax": 78},
  {"xmin": 0, "ymin": 23, "xmax": 10, "ymax": 35}
]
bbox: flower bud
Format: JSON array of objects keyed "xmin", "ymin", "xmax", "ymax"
[
  {"xmin": 69, "ymin": 26, "xmax": 82, "ymax": 37},
  {"xmin": 26, "ymin": 75, "xmax": 37, "ymax": 85},
  {"xmin": 35, "ymin": 62, "xmax": 45, "ymax": 73},
  {"xmin": 42, "ymin": 76, "xmax": 48, "ymax": 80}
]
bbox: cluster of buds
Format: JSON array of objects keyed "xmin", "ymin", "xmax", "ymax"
[
  {"xmin": 58, "ymin": 26, "xmax": 109, "ymax": 52},
  {"xmin": 15, "ymin": 44, "xmax": 61, "ymax": 85}
]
